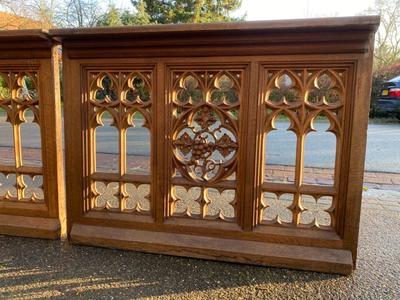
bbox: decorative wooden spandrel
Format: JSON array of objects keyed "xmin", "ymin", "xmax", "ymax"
[
  {"xmin": 0, "ymin": 71, "xmax": 44, "ymax": 203},
  {"xmin": 169, "ymin": 69, "xmax": 242, "ymax": 221},
  {"xmin": 86, "ymin": 70, "xmax": 153, "ymax": 214},
  {"xmin": 261, "ymin": 67, "xmax": 347, "ymax": 229}
]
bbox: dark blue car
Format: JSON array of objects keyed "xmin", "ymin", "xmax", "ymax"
[{"xmin": 377, "ymin": 75, "xmax": 400, "ymax": 119}]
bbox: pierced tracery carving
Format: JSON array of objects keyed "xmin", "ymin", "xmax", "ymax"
[
  {"xmin": 267, "ymin": 72, "xmax": 301, "ymax": 104},
  {"xmin": 172, "ymin": 71, "xmax": 240, "ymax": 183},
  {"xmin": 307, "ymin": 71, "xmax": 343, "ymax": 105},
  {"xmin": 169, "ymin": 69, "xmax": 243, "ymax": 221},
  {"xmin": 0, "ymin": 71, "xmax": 43, "ymax": 203},
  {"xmin": 261, "ymin": 67, "xmax": 347, "ymax": 229},
  {"xmin": 87, "ymin": 70, "xmax": 153, "ymax": 214}
]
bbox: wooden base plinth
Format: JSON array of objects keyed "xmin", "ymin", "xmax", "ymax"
[
  {"xmin": 71, "ymin": 223, "xmax": 353, "ymax": 275},
  {"xmin": 0, "ymin": 214, "xmax": 60, "ymax": 239}
]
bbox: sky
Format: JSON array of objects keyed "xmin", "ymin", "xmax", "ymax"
[{"xmin": 113, "ymin": 0, "xmax": 377, "ymax": 20}]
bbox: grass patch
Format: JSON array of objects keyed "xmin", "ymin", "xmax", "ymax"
[{"xmin": 369, "ymin": 117, "xmax": 399, "ymax": 124}]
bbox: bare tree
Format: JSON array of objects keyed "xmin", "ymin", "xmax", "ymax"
[
  {"xmin": 31, "ymin": 0, "xmax": 57, "ymax": 28},
  {"xmin": 0, "ymin": 0, "xmax": 104, "ymax": 29},
  {"xmin": 0, "ymin": 0, "xmax": 58, "ymax": 29},
  {"xmin": 0, "ymin": 0, "xmax": 31, "ymax": 17},
  {"xmin": 56, "ymin": 0, "xmax": 103, "ymax": 28},
  {"xmin": 0, "ymin": 0, "xmax": 40, "ymax": 29},
  {"xmin": 366, "ymin": 0, "xmax": 400, "ymax": 69}
]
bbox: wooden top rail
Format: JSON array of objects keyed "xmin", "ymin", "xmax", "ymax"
[
  {"xmin": 50, "ymin": 16, "xmax": 380, "ymax": 36},
  {"xmin": 0, "ymin": 29, "xmax": 55, "ymax": 59},
  {"xmin": 0, "ymin": 17, "xmax": 378, "ymax": 59},
  {"xmin": 49, "ymin": 16, "xmax": 380, "ymax": 58}
]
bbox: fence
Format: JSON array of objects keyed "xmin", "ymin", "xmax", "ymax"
[
  {"xmin": 0, "ymin": 16, "xmax": 379, "ymax": 274},
  {"xmin": 0, "ymin": 30, "xmax": 64, "ymax": 238}
]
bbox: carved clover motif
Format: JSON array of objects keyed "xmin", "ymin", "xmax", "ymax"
[
  {"xmin": 206, "ymin": 188, "xmax": 236, "ymax": 220},
  {"xmin": 261, "ymin": 192, "xmax": 293, "ymax": 224},
  {"xmin": 125, "ymin": 75, "xmax": 150, "ymax": 103},
  {"xmin": 171, "ymin": 185, "xmax": 202, "ymax": 217},
  {"xmin": 176, "ymin": 75, "xmax": 203, "ymax": 104},
  {"xmin": 16, "ymin": 74, "xmax": 39, "ymax": 101},
  {"xmin": 267, "ymin": 73, "xmax": 300, "ymax": 103},
  {"xmin": 123, "ymin": 183, "xmax": 150, "ymax": 213},
  {"xmin": 211, "ymin": 74, "xmax": 238, "ymax": 105},
  {"xmin": 22, "ymin": 175, "xmax": 44, "ymax": 201},
  {"xmin": 94, "ymin": 74, "xmax": 118, "ymax": 102},
  {"xmin": 307, "ymin": 72, "xmax": 341, "ymax": 105},
  {"xmin": 300, "ymin": 195, "xmax": 332, "ymax": 227},
  {"xmin": 0, "ymin": 73, "xmax": 11, "ymax": 101},
  {"xmin": 0, "ymin": 173, "xmax": 17, "ymax": 200},
  {"xmin": 171, "ymin": 185, "xmax": 236, "ymax": 221},
  {"xmin": 93, "ymin": 181, "xmax": 119, "ymax": 210}
]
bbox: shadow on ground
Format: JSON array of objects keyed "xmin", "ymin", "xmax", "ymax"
[{"xmin": 0, "ymin": 204, "xmax": 399, "ymax": 299}]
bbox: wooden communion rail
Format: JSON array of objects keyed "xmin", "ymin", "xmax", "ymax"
[{"xmin": 0, "ymin": 16, "xmax": 379, "ymax": 274}]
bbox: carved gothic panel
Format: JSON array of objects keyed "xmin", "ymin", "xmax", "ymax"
[
  {"xmin": 168, "ymin": 68, "xmax": 244, "ymax": 221},
  {"xmin": 260, "ymin": 67, "xmax": 348, "ymax": 229},
  {"xmin": 0, "ymin": 71, "xmax": 44, "ymax": 203},
  {"xmin": 86, "ymin": 69, "xmax": 153, "ymax": 214}
]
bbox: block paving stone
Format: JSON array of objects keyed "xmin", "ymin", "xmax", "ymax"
[{"xmin": 1, "ymin": 146, "xmax": 399, "ymax": 190}]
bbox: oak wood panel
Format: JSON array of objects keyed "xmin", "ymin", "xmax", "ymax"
[
  {"xmin": 79, "ymin": 208, "xmax": 345, "ymax": 250},
  {"xmin": 71, "ymin": 223, "xmax": 353, "ymax": 275},
  {"xmin": 52, "ymin": 17, "xmax": 379, "ymax": 60},
  {"xmin": 342, "ymin": 37, "xmax": 376, "ymax": 267},
  {"xmin": 58, "ymin": 17, "xmax": 379, "ymax": 274},
  {"xmin": 0, "ymin": 34, "xmax": 63, "ymax": 238},
  {"xmin": 63, "ymin": 53, "xmax": 84, "ymax": 234},
  {"xmin": 51, "ymin": 16, "xmax": 379, "ymax": 36},
  {"xmin": 0, "ymin": 214, "xmax": 60, "ymax": 239}
]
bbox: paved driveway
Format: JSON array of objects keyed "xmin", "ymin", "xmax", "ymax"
[{"xmin": 365, "ymin": 123, "xmax": 400, "ymax": 173}]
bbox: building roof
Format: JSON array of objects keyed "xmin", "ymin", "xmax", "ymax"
[{"xmin": 0, "ymin": 11, "xmax": 48, "ymax": 30}]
